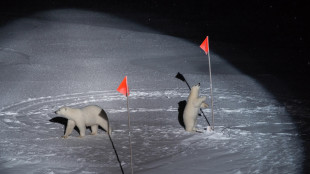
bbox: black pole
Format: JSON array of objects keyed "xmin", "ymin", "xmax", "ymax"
[
  {"xmin": 108, "ymin": 134, "xmax": 124, "ymax": 174},
  {"xmin": 175, "ymin": 72, "xmax": 211, "ymax": 127},
  {"xmin": 199, "ymin": 108, "xmax": 211, "ymax": 127},
  {"xmin": 108, "ymin": 131, "xmax": 124, "ymax": 174}
]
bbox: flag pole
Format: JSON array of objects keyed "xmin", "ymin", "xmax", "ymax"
[
  {"xmin": 126, "ymin": 93, "xmax": 134, "ymax": 174},
  {"xmin": 117, "ymin": 76, "xmax": 134, "ymax": 174},
  {"xmin": 207, "ymin": 37, "xmax": 215, "ymax": 130}
]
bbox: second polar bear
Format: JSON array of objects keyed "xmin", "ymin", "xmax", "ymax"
[
  {"xmin": 55, "ymin": 105, "xmax": 111, "ymax": 138},
  {"xmin": 183, "ymin": 83, "xmax": 208, "ymax": 132}
]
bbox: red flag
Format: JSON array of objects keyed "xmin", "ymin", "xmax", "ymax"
[
  {"xmin": 117, "ymin": 76, "xmax": 129, "ymax": 96},
  {"xmin": 200, "ymin": 36, "xmax": 209, "ymax": 55}
]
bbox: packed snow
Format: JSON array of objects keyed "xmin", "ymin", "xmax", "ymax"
[{"xmin": 0, "ymin": 9, "xmax": 304, "ymax": 173}]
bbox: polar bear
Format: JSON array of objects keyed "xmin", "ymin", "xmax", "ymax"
[
  {"xmin": 54, "ymin": 105, "xmax": 111, "ymax": 138},
  {"xmin": 183, "ymin": 83, "xmax": 208, "ymax": 132}
]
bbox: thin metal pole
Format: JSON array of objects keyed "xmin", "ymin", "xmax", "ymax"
[
  {"xmin": 127, "ymin": 95, "xmax": 134, "ymax": 174},
  {"xmin": 207, "ymin": 37, "xmax": 215, "ymax": 130}
]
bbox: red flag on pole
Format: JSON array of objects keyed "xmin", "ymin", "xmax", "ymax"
[
  {"xmin": 200, "ymin": 36, "xmax": 209, "ymax": 55},
  {"xmin": 117, "ymin": 76, "xmax": 129, "ymax": 96},
  {"xmin": 200, "ymin": 35, "xmax": 215, "ymax": 130}
]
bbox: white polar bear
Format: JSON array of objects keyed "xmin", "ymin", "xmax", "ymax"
[
  {"xmin": 54, "ymin": 105, "xmax": 111, "ymax": 138},
  {"xmin": 183, "ymin": 83, "xmax": 208, "ymax": 132}
]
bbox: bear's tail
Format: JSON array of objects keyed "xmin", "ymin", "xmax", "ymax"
[
  {"xmin": 108, "ymin": 123, "xmax": 112, "ymax": 135},
  {"xmin": 99, "ymin": 109, "xmax": 112, "ymax": 135}
]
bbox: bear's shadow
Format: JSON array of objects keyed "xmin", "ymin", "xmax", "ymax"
[
  {"xmin": 178, "ymin": 100, "xmax": 187, "ymax": 129},
  {"xmin": 49, "ymin": 117, "xmax": 79, "ymax": 134}
]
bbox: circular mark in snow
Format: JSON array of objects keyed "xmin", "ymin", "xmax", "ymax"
[
  {"xmin": 0, "ymin": 89, "xmax": 188, "ymax": 115},
  {"xmin": 0, "ymin": 88, "xmax": 303, "ymax": 173}
]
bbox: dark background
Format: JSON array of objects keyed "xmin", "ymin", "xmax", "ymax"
[
  {"xmin": 1, "ymin": 0, "xmax": 309, "ymax": 171},
  {"xmin": 1, "ymin": 0, "xmax": 309, "ymax": 88},
  {"xmin": 1, "ymin": 0, "xmax": 309, "ymax": 74}
]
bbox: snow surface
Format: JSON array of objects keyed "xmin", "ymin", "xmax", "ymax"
[{"xmin": 0, "ymin": 9, "xmax": 304, "ymax": 173}]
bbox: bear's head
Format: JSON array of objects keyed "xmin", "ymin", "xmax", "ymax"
[
  {"xmin": 192, "ymin": 83, "xmax": 200, "ymax": 90},
  {"xmin": 55, "ymin": 106, "xmax": 69, "ymax": 117},
  {"xmin": 189, "ymin": 83, "xmax": 200, "ymax": 98}
]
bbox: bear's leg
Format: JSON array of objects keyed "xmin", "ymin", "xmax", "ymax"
[
  {"xmin": 194, "ymin": 96, "xmax": 207, "ymax": 107},
  {"xmin": 63, "ymin": 120, "xmax": 75, "ymax": 139},
  {"xmin": 200, "ymin": 102, "xmax": 208, "ymax": 108},
  {"xmin": 91, "ymin": 125, "xmax": 98, "ymax": 135},
  {"xmin": 185, "ymin": 127, "xmax": 194, "ymax": 132},
  {"xmin": 185, "ymin": 121, "xmax": 195, "ymax": 132},
  {"xmin": 184, "ymin": 115, "xmax": 193, "ymax": 132},
  {"xmin": 76, "ymin": 122, "xmax": 86, "ymax": 138},
  {"xmin": 192, "ymin": 118, "xmax": 197, "ymax": 131}
]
